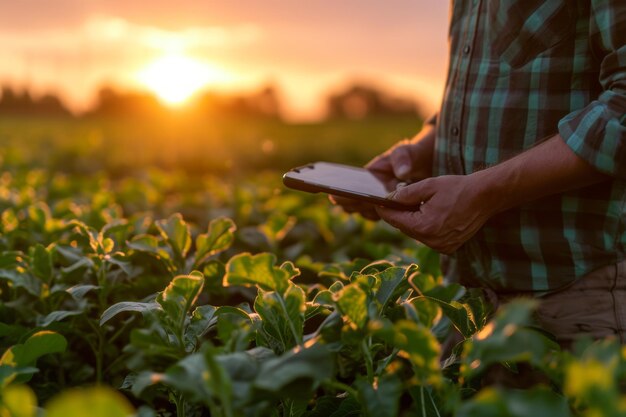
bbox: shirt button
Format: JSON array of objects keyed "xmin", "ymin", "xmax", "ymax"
[
  {"xmin": 451, "ymin": 126, "xmax": 459, "ymax": 136},
  {"xmin": 463, "ymin": 45, "xmax": 471, "ymax": 55}
]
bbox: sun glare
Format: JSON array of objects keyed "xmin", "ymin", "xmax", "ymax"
[{"xmin": 138, "ymin": 54, "xmax": 229, "ymax": 106}]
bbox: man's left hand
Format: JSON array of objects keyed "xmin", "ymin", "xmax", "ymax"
[{"xmin": 375, "ymin": 175, "xmax": 495, "ymax": 254}]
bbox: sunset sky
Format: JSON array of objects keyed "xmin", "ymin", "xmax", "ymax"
[{"xmin": 0, "ymin": 1, "xmax": 449, "ymax": 121}]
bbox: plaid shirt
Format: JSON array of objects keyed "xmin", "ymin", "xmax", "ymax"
[{"xmin": 434, "ymin": 0, "xmax": 626, "ymax": 292}]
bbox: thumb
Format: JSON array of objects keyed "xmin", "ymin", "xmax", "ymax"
[
  {"xmin": 387, "ymin": 179, "xmax": 436, "ymax": 206},
  {"xmin": 389, "ymin": 146, "xmax": 414, "ymax": 180}
]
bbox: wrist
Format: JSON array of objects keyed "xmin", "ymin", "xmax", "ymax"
[{"xmin": 467, "ymin": 168, "xmax": 510, "ymax": 216}]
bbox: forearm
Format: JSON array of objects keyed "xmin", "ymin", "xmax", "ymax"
[{"xmin": 471, "ymin": 134, "xmax": 610, "ymax": 215}]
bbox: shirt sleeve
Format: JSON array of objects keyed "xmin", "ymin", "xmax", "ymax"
[{"xmin": 557, "ymin": 0, "xmax": 626, "ymax": 179}]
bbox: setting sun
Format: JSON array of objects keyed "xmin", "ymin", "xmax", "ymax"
[{"xmin": 137, "ymin": 54, "xmax": 230, "ymax": 106}]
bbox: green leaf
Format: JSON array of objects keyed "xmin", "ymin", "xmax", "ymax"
[
  {"xmin": 135, "ymin": 346, "xmax": 234, "ymax": 413},
  {"xmin": 327, "ymin": 396, "xmax": 362, "ymax": 417},
  {"xmin": 161, "ymin": 354, "xmax": 213, "ymax": 402},
  {"xmin": 374, "ymin": 267, "xmax": 409, "ymax": 309},
  {"xmin": 38, "ymin": 310, "xmax": 83, "ymax": 327},
  {"xmin": 27, "ymin": 203, "xmax": 50, "ymax": 230},
  {"xmin": 462, "ymin": 299, "xmax": 558, "ymax": 379},
  {"xmin": 371, "ymin": 320, "xmax": 441, "ymax": 385},
  {"xmin": 259, "ymin": 213, "xmax": 296, "ymax": 245},
  {"xmin": 1, "ymin": 331, "xmax": 67, "ymax": 367},
  {"xmin": 1, "ymin": 208, "xmax": 18, "ymax": 233},
  {"xmin": 100, "ymin": 301, "xmax": 160, "ymax": 326},
  {"xmin": 194, "ymin": 217, "xmax": 237, "ymax": 267},
  {"xmin": 408, "ymin": 271, "xmax": 438, "ymax": 295},
  {"xmin": 0, "ymin": 365, "xmax": 38, "ymax": 389},
  {"xmin": 0, "ymin": 384, "xmax": 37, "ymax": 417},
  {"xmin": 405, "ymin": 297, "xmax": 442, "ymax": 328},
  {"xmin": 101, "ymin": 219, "xmax": 132, "ymax": 246},
  {"xmin": 427, "ymin": 298, "xmax": 477, "ymax": 338},
  {"xmin": 1, "ymin": 331, "xmax": 67, "ymax": 384},
  {"xmin": 156, "ymin": 274, "xmax": 204, "ymax": 326},
  {"xmin": 45, "ymin": 386, "xmax": 135, "ymax": 417},
  {"xmin": 255, "ymin": 284, "xmax": 306, "ymax": 352},
  {"xmin": 185, "ymin": 305, "xmax": 218, "ymax": 349},
  {"xmin": 456, "ymin": 386, "xmax": 572, "ymax": 417},
  {"xmin": 214, "ymin": 348, "xmax": 275, "ymax": 408},
  {"xmin": 126, "ymin": 235, "xmax": 163, "ymax": 254},
  {"xmin": 414, "ymin": 245, "xmax": 441, "ymax": 277},
  {"xmin": 156, "ymin": 213, "xmax": 191, "ymax": 259},
  {"xmin": 355, "ymin": 375, "xmax": 402, "ymax": 417},
  {"xmin": 66, "ymin": 284, "xmax": 100, "ymax": 301},
  {"xmin": 224, "ymin": 252, "xmax": 299, "ymax": 294},
  {"xmin": 312, "ymin": 289, "xmax": 334, "ymax": 307},
  {"xmin": 0, "ymin": 268, "xmax": 41, "ymax": 296},
  {"xmin": 335, "ymin": 284, "xmax": 368, "ymax": 329},
  {"xmin": 253, "ymin": 344, "xmax": 334, "ymax": 399},
  {"xmin": 215, "ymin": 307, "xmax": 255, "ymax": 352},
  {"xmin": 30, "ymin": 244, "xmax": 53, "ymax": 283},
  {"xmin": 408, "ymin": 386, "xmax": 444, "ymax": 417}
]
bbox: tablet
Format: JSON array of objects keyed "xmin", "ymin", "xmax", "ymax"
[{"xmin": 283, "ymin": 162, "xmax": 412, "ymax": 209}]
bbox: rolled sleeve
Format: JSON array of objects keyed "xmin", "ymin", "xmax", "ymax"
[
  {"xmin": 558, "ymin": 88, "xmax": 626, "ymax": 178},
  {"xmin": 557, "ymin": 1, "xmax": 626, "ymax": 179}
]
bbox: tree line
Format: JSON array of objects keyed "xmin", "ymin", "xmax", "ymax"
[{"xmin": 0, "ymin": 83, "xmax": 421, "ymax": 121}]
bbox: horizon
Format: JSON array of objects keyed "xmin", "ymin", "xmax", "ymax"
[{"xmin": 0, "ymin": 1, "xmax": 449, "ymax": 122}]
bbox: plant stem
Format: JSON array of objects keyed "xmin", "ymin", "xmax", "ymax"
[
  {"xmin": 323, "ymin": 380, "xmax": 358, "ymax": 399},
  {"xmin": 277, "ymin": 294, "xmax": 302, "ymax": 346},
  {"xmin": 174, "ymin": 392, "xmax": 187, "ymax": 417},
  {"xmin": 107, "ymin": 315, "xmax": 136, "ymax": 344},
  {"xmin": 87, "ymin": 319, "xmax": 104, "ymax": 384},
  {"xmin": 420, "ymin": 386, "xmax": 426, "ymax": 417},
  {"xmin": 427, "ymin": 388, "xmax": 442, "ymax": 417},
  {"xmin": 361, "ymin": 337, "xmax": 374, "ymax": 383}
]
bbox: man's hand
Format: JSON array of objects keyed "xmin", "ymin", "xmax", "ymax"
[
  {"xmin": 375, "ymin": 175, "xmax": 495, "ymax": 254},
  {"xmin": 330, "ymin": 124, "xmax": 436, "ymax": 220},
  {"xmin": 375, "ymin": 134, "xmax": 609, "ymax": 254}
]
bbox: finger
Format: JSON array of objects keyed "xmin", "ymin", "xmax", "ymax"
[
  {"xmin": 365, "ymin": 153, "xmax": 392, "ymax": 173},
  {"xmin": 330, "ymin": 194, "xmax": 362, "ymax": 209},
  {"xmin": 387, "ymin": 178, "xmax": 436, "ymax": 206},
  {"xmin": 329, "ymin": 194, "xmax": 377, "ymax": 217},
  {"xmin": 389, "ymin": 145, "xmax": 414, "ymax": 180},
  {"xmin": 375, "ymin": 206, "xmax": 422, "ymax": 234},
  {"xmin": 361, "ymin": 209, "xmax": 381, "ymax": 221}
]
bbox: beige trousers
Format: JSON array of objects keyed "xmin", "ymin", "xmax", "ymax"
[
  {"xmin": 535, "ymin": 260, "xmax": 626, "ymax": 348},
  {"xmin": 481, "ymin": 260, "xmax": 626, "ymax": 349}
]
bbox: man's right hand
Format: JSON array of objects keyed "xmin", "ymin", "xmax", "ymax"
[{"xmin": 330, "ymin": 124, "xmax": 436, "ymax": 220}]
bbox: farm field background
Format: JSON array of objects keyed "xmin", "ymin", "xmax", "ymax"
[{"xmin": 1, "ymin": 114, "xmax": 625, "ymax": 417}]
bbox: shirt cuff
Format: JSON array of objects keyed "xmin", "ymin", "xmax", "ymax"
[{"xmin": 558, "ymin": 89, "xmax": 626, "ymax": 179}]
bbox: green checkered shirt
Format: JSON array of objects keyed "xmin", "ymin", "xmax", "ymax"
[{"xmin": 434, "ymin": 0, "xmax": 625, "ymax": 292}]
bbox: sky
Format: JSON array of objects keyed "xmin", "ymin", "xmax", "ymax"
[{"xmin": 0, "ymin": 1, "xmax": 450, "ymax": 121}]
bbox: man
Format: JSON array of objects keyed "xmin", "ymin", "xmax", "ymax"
[{"xmin": 335, "ymin": 0, "xmax": 625, "ymax": 348}]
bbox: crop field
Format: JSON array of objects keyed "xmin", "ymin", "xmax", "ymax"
[{"xmin": 0, "ymin": 115, "xmax": 624, "ymax": 417}]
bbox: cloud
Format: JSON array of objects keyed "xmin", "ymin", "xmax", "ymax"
[{"xmin": 0, "ymin": 15, "xmax": 262, "ymax": 57}]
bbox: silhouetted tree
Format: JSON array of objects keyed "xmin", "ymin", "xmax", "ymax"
[
  {"xmin": 326, "ymin": 83, "xmax": 418, "ymax": 120},
  {"xmin": 192, "ymin": 85, "xmax": 283, "ymax": 120},
  {"xmin": 86, "ymin": 87, "xmax": 166, "ymax": 119},
  {"xmin": 0, "ymin": 86, "xmax": 71, "ymax": 117}
]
